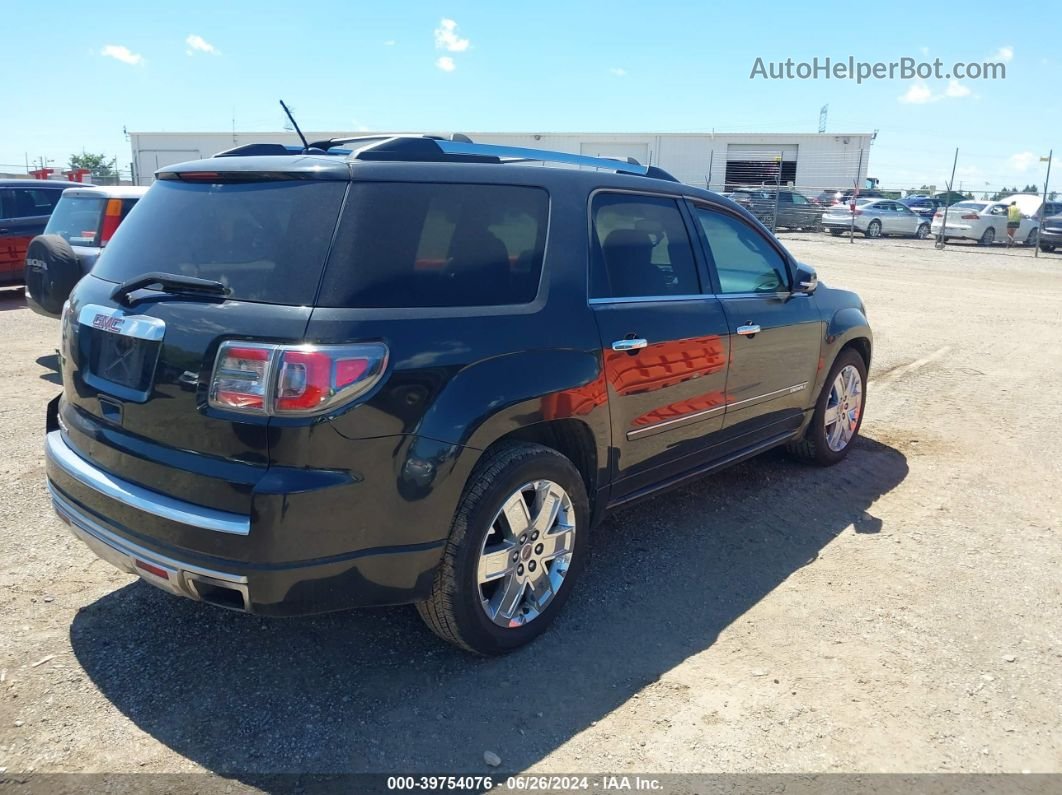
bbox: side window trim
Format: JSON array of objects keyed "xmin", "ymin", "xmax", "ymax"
[{"xmin": 685, "ymin": 199, "xmax": 795, "ymax": 294}]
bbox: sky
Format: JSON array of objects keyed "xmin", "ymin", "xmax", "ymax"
[{"xmin": 2, "ymin": 0, "xmax": 1058, "ymax": 193}]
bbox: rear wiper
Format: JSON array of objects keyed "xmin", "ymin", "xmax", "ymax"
[{"xmin": 111, "ymin": 272, "xmax": 230, "ymax": 306}]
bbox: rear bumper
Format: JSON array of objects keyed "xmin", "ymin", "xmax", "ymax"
[{"xmin": 45, "ymin": 428, "xmax": 445, "ymax": 615}]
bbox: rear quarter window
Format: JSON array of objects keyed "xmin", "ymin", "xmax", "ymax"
[{"xmin": 318, "ymin": 183, "xmax": 549, "ymax": 308}]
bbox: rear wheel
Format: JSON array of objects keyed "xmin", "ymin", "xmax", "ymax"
[
  {"xmin": 979, "ymin": 227, "xmax": 996, "ymax": 246},
  {"xmin": 916, "ymin": 223, "xmax": 930, "ymax": 239},
  {"xmin": 788, "ymin": 348, "xmax": 867, "ymax": 466},
  {"xmin": 417, "ymin": 442, "xmax": 589, "ymax": 655},
  {"xmin": 864, "ymin": 220, "xmax": 882, "ymax": 238},
  {"xmin": 1024, "ymin": 228, "xmax": 1039, "ymax": 247}
]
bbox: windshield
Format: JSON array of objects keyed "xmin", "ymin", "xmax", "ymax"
[
  {"xmin": 43, "ymin": 196, "xmax": 105, "ymax": 246},
  {"xmin": 91, "ymin": 179, "xmax": 347, "ymax": 305}
]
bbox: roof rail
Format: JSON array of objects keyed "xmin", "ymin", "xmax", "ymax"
[
  {"xmin": 433, "ymin": 140, "xmax": 650, "ymax": 176},
  {"xmin": 212, "ymin": 135, "xmax": 681, "ymax": 182}
]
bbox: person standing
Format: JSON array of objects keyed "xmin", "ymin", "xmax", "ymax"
[{"xmin": 1007, "ymin": 201, "xmax": 1022, "ymax": 246}]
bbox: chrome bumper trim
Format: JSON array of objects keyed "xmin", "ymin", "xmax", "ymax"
[
  {"xmin": 49, "ymin": 483, "xmax": 249, "ymax": 608},
  {"xmin": 45, "ymin": 430, "xmax": 250, "ymax": 535}
]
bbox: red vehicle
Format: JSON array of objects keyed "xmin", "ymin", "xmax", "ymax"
[{"xmin": 0, "ymin": 180, "xmax": 79, "ymax": 287}]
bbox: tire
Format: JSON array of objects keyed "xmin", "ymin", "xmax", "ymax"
[
  {"xmin": 864, "ymin": 220, "xmax": 882, "ymax": 238},
  {"xmin": 787, "ymin": 348, "xmax": 867, "ymax": 467},
  {"xmin": 417, "ymin": 442, "xmax": 590, "ymax": 655},
  {"xmin": 916, "ymin": 223, "xmax": 930, "ymax": 240},
  {"xmin": 829, "ymin": 229, "xmax": 843, "ymax": 236},
  {"xmin": 1041, "ymin": 243, "xmax": 1056, "ymax": 253},
  {"xmin": 1024, "ymin": 228, "xmax": 1039, "ymax": 248},
  {"xmin": 24, "ymin": 235, "xmax": 81, "ymax": 318},
  {"xmin": 978, "ymin": 227, "xmax": 996, "ymax": 246}
]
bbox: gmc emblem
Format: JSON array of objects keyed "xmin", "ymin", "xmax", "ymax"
[{"xmin": 92, "ymin": 314, "xmax": 125, "ymax": 333}]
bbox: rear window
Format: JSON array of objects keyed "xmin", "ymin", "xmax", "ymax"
[
  {"xmin": 953, "ymin": 202, "xmax": 987, "ymax": 211},
  {"xmin": 91, "ymin": 179, "xmax": 347, "ymax": 305},
  {"xmin": 318, "ymin": 183, "xmax": 548, "ymax": 308},
  {"xmin": 43, "ymin": 196, "xmax": 105, "ymax": 245}
]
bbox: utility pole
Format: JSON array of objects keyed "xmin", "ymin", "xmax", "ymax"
[
  {"xmin": 935, "ymin": 148, "xmax": 959, "ymax": 250},
  {"xmin": 1035, "ymin": 150, "xmax": 1052, "ymax": 259},
  {"xmin": 850, "ymin": 148, "xmax": 863, "ymax": 243}
]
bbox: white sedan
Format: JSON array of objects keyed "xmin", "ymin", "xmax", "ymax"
[{"xmin": 930, "ymin": 201, "xmax": 1039, "ymax": 246}]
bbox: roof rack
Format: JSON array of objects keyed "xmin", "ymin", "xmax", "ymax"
[{"xmin": 214, "ymin": 135, "xmax": 680, "ymax": 182}]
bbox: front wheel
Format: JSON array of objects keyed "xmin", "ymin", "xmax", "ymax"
[
  {"xmin": 417, "ymin": 442, "xmax": 590, "ymax": 655},
  {"xmin": 1041, "ymin": 242, "xmax": 1056, "ymax": 253},
  {"xmin": 788, "ymin": 349, "xmax": 867, "ymax": 466},
  {"xmin": 916, "ymin": 223, "xmax": 930, "ymax": 239},
  {"xmin": 829, "ymin": 229, "xmax": 843, "ymax": 236},
  {"xmin": 979, "ymin": 227, "xmax": 996, "ymax": 246},
  {"xmin": 864, "ymin": 220, "xmax": 882, "ymax": 238},
  {"xmin": 1024, "ymin": 228, "xmax": 1039, "ymax": 247}
]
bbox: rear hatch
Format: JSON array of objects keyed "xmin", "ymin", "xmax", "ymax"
[{"xmin": 60, "ymin": 169, "xmax": 348, "ymax": 512}]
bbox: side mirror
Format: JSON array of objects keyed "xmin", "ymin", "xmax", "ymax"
[{"xmin": 794, "ymin": 262, "xmax": 818, "ymax": 294}]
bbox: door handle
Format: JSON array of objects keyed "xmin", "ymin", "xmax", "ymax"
[
  {"xmin": 612, "ymin": 338, "xmax": 648, "ymax": 352},
  {"xmin": 736, "ymin": 324, "xmax": 761, "ymax": 336}
]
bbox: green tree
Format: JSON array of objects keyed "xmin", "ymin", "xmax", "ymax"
[
  {"xmin": 68, "ymin": 152, "xmax": 116, "ymax": 177},
  {"xmin": 1021, "ymin": 184, "xmax": 1039, "ymax": 195}
]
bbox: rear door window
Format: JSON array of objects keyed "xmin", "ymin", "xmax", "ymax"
[
  {"xmin": 319, "ymin": 183, "xmax": 549, "ymax": 308},
  {"xmin": 589, "ymin": 193, "xmax": 700, "ymax": 299},
  {"xmin": 90, "ymin": 179, "xmax": 347, "ymax": 305},
  {"xmin": 9, "ymin": 188, "xmax": 61, "ymax": 218}
]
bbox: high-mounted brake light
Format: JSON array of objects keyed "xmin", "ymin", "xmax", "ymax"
[
  {"xmin": 208, "ymin": 341, "xmax": 388, "ymax": 416},
  {"xmin": 100, "ymin": 198, "xmax": 123, "ymax": 245}
]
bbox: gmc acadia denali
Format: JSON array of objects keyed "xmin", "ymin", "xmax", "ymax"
[{"xmin": 44, "ymin": 136, "xmax": 871, "ymax": 655}]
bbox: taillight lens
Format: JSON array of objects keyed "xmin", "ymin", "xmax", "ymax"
[
  {"xmin": 99, "ymin": 199, "xmax": 123, "ymax": 245},
  {"xmin": 961, "ymin": 213, "xmax": 980, "ymax": 220},
  {"xmin": 209, "ymin": 341, "xmax": 388, "ymax": 416}
]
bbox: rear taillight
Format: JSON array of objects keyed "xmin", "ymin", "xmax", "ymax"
[
  {"xmin": 934, "ymin": 210, "xmax": 944, "ymax": 217},
  {"xmin": 99, "ymin": 199, "xmax": 123, "ymax": 245},
  {"xmin": 852, "ymin": 209, "xmax": 863, "ymax": 216},
  {"xmin": 961, "ymin": 213, "xmax": 980, "ymax": 220},
  {"xmin": 208, "ymin": 341, "xmax": 388, "ymax": 416}
]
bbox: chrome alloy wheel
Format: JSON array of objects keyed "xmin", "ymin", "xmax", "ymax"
[
  {"xmin": 477, "ymin": 480, "xmax": 576, "ymax": 628},
  {"xmin": 824, "ymin": 364, "xmax": 863, "ymax": 452}
]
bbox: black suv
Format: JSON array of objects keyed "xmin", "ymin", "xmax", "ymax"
[{"xmin": 44, "ymin": 137, "xmax": 872, "ymax": 655}]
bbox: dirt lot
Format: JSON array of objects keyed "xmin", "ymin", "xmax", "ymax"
[{"xmin": 0, "ymin": 237, "xmax": 1060, "ymax": 782}]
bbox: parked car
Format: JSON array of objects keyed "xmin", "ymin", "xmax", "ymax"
[
  {"xmin": 822, "ymin": 198, "xmax": 931, "ymax": 239},
  {"xmin": 1037, "ymin": 204, "xmax": 1062, "ymax": 252},
  {"xmin": 900, "ymin": 196, "xmax": 946, "ymax": 220},
  {"xmin": 44, "ymin": 137, "xmax": 871, "ymax": 655},
  {"xmin": 0, "ymin": 179, "xmax": 79, "ymax": 288},
  {"xmin": 25, "ymin": 185, "xmax": 147, "ymax": 316},
  {"xmin": 930, "ymin": 200, "xmax": 1040, "ymax": 246},
  {"xmin": 729, "ymin": 188, "xmax": 824, "ymax": 230},
  {"xmin": 814, "ymin": 188, "xmax": 885, "ymax": 207}
]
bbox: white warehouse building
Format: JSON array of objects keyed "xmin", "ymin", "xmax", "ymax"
[{"xmin": 129, "ymin": 131, "xmax": 874, "ymax": 192}]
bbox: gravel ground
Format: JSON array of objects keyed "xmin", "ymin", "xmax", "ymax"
[{"xmin": 0, "ymin": 237, "xmax": 1060, "ymax": 782}]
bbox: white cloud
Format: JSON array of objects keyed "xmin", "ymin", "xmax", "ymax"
[
  {"xmin": 185, "ymin": 34, "xmax": 219, "ymax": 56},
  {"xmin": 434, "ymin": 19, "xmax": 470, "ymax": 52},
  {"xmin": 1009, "ymin": 151, "xmax": 1037, "ymax": 172},
  {"xmin": 944, "ymin": 80, "xmax": 971, "ymax": 98},
  {"xmin": 384, "ymin": 39, "xmax": 396, "ymax": 46},
  {"xmin": 100, "ymin": 44, "xmax": 143, "ymax": 65},
  {"xmin": 435, "ymin": 56, "xmax": 456, "ymax": 72},
  {"xmin": 899, "ymin": 82, "xmax": 935, "ymax": 104},
  {"xmin": 609, "ymin": 67, "xmax": 627, "ymax": 77},
  {"xmin": 990, "ymin": 45, "xmax": 1014, "ymax": 63}
]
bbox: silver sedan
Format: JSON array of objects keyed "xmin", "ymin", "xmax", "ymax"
[{"xmin": 822, "ymin": 198, "xmax": 932, "ymax": 239}]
